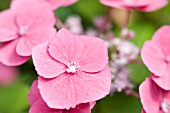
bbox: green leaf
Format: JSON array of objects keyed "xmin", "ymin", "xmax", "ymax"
[
  {"xmin": 73, "ymin": 0, "xmax": 107, "ymax": 21},
  {"xmin": 92, "ymin": 93, "xmax": 142, "ymax": 113},
  {"xmin": 54, "ymin": 7, "xmax": 75, "ymax": 22},
  {"xmin": 129, "ymin": 22, "xmax": 156, "ymax": 48},
  {"xmin": 0, "ymin": 83, "xmax": 29, "ymax": 113},
  {"xmin": 143, "ymin": 5, "xmax": 170, "ymax": 26},
  {"xmin": 128, "ymin": 63, "xmax": 150, "ymax": 84},
  {"xmin": 0, "ymin": 0, "xmax": 11, "ymax": 11}
]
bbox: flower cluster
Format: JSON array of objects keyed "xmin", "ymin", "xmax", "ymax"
[
  {"xmin": 64, "ymin": 14, "xmax": 139, "ymax": 94},
  {"xmin": 109, "ymin": 37, "xmax": 139, "ymax": 93},
  {"xmin": 65, "ymin": 15, "xmax": 83, "ymax": 35},
  {"xmin": 0, "ymin": 0, "xmax": 111, "ymax": 112},
  {"xmin": 0, "ymin": 0, "xmax": 55, "ymax": 66},
  {"xmin": 140, "ymin": 26, "xmax": 170, "ymax": 113},
  {"xmin": 0, "ymin": 0, "xmax": 169, "ymax": 112},
  {"xmin": 32, "ymin": 28, "xmax": 111, "ymax": 110}
]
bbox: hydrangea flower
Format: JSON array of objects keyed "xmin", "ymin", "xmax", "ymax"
[
  {"xmin": 85, "ymin": 28, "xmax": 98, "ymax": 37},
  {"xmin": 0, "ymin": 0, "xmax": 56, "ymax": 66},
  {"xmin": 29, "ymin": 80, "xmax": 94, "ymax": 113},
  {"xmin": 142, "ymin": 109, "xmax": 146, "ymax": 113},
  {"xmin": 117, "ymin": 40, "xmax": 139, "ymax": 61},
  {"xmin": 32, "ymin": 28, "xmax": 111, "ymax": 109},
  {"xmin": 93, "ymin": 16, "xmax": 108, "ymax": 33},
  {"xmin": 141, "ymin": 26, "xmax": 170, "ymax": 90},
  {"xmin": 139, "ymin": 78, "xmax": 170, "ymax": 113},
  {"xmin": 100, "ymin": 0, "xmax": 168, "ymax": 12},
  {"xmin": 110, "ymin": 67, "xmax": 133, "ymax": 93},
  {"xmin": 39, "ymin": 0, "xmax": 78, "ymax": 9},
  {"xmin": 0, "ymin": 62, "xmax": 18, "ymax": 85},
  {"xmin": 65, "ymin": 15, "xmax": 83, "ymax": 35}
]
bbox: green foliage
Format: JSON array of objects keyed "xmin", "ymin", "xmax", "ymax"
[
  {"xmin": 0, "ymin": 0, "xmax": 11, "ymax": 11},
  {"xmin": 128, "ymin": 63, "xmax": 150, "ymax": 84},
  {"xmin": 92, "ymin": 93, "xmax": 142, "ymax": 113},
  {"xmin": 55, "ymin": 7, "xmax": 75, "ymax": 22},
  {"xmin": 0, "ymin": 83, "xmax": 29, "ymax": 113},
  {"xmin": 129, "ymin": 21, "xmax": 156, "ymax": 48},
  {"xmin": 73, "ymin": 0, "xmax": 107, "ymax": 21}
]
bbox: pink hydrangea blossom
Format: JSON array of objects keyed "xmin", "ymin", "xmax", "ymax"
[
  {"xmin": 28, "ymin": 80, "xmax": 95, "ymax": 113},
  {"xmin": 93, "ymin": 16, "xmax": 107, "ymax": 33},
  {"xmin": 39, "ymin": 0, "xmax": 78, "ymax": 9},
  {"xmin": 139, "ymin": 78, "xmax": 170, "ymax": 113},
  {"xmin": 32, "ymin": 28, "xmax": 111, "ymax": 109},
  {"xmin": 110, "ymin": 67, "xmax": 133, "ymax": 93},
  {"xmin": 65, "ymin": 15, "xmax": 83, "ymax": 35},
  {"xmin": 100, "ymin": 0, "xmax": 168, "ymax": 12},
  {"xmin": 0, "ymin": 0, "xmax": 56, "ymax": 66},
  {"xmin": 141, "ymin": 26, "xmax": 170, "ymax": 90},
  {"xmin": 141, "ymin": 109, "xmax": 146, "ymax": 113},
  {"xmin": 0, "ymin": 62, "xmax": 18, "ymax": 85}
]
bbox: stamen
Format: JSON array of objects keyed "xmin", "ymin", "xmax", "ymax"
[
  {"xmin": 123, "ymin": 0, "xmax": 135, "ymax": 4},
  {"xmin": 161, "ymin": 99, "xmax": 170, "ymax": 113},
  {"xmin": 18, "ymin": 26, "xmax": 28, "ymax": 36},
  {"xmin": 66, "ymin": 62, "xmax": 80, "ymax": 74}
]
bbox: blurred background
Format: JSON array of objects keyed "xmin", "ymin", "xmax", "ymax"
[{"xmin": 0, "ymin": 0, "xmax": 170, "ymax": 113}]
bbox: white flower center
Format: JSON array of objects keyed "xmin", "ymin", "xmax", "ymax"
[
  {"xmin": 161, "ymin": 99, "xmax": 170, "ymax": 113},
  {"xmin": 18, "ymin": 26, "xmax": 28, "ymax": 36},
  {"xmin": 123, "ymin": 0, "xmax": 135, "ymax": 4},
  {"xmin": 66, "ymin": 62, "xmax": 80, "ymax": 74}
]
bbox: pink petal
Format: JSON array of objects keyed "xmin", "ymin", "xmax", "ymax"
[
  {"xmin": 0, "ymin": 10, "xmax": 18, "ymax": 42},
  {"xmin": 16, "ymin": 38, "xmax": 33, "ymax": 56},
  {"xmin": 0, "ymin": 10, "xmax": 17, "ymax": 30},
  {"xmin": 0, "ymin": 63, "xmax": 18, "ymax": 85},
  {"xmin": 28, "ymin": 80, "xmax": 92, "ymax": 113},
  {"xmin": 141, "ymin": 109, "xmax": 146, "ymax": 113},
  {"xmin": 153, "ymin": 26, "xmax": 170, "ymax": 42},
  {"xmin": 38, "ymin": 66, "xmax": 111, "ymax": 109},
  {"xmin": 100, "ymin": 0, "xmax": 131, "ymax": 10},
  {"xmin": 152, "ymin": 64, "xmax": 170, "ymax": 90},
  {"xmin": 99, "ymin": 0, "xmax": 146, "ymax": 10},
  {"xmin": 0, "ymin": 40, "xmax": 30, "ymax": 66},
  {"xmin": 137, "ymin": 0, "xmax": 168, "ymax": 12},
  {"xmin": 28, "ymin": 75, "xmax": 94, "ymax": 113},
  {"xmin": 79, "ymin": 35, "xmax": 108, "ymax": 72},
  {"xmin": 11, "ymin": 0, "xmax": 55, "ymax": 29},
  {"xmin": 48, "ymin": 0, "xmax": 78, "ymax": 9},
  {"xmin": 48, "ymin": 28, "xmax": 84, "ymax": 65},
  {"xmin": 68, "ymin": 103, "xmax": 90, "ymax": 113},
  {"xmin": 77, "ymin": 66, "xmax": 111, "ymax": 103},
  {"xmin": 130, "ymin": 0, "xmax": 148, "ymax": 7},
  {"xmin": 141, "ymin": 41, "xmax": 166, "ymax": 76},
  {"xmin": 0, "ymin": 30, "xmax": 18, "ymax": 42},
  {"xmin": 139, "ymin": 78, "xmax": 161, "ymax": 113},
  {"xmin": 100, "ymin": 0, "xmax": 168, "ymax": 12},
  {"xmin": 16, "ymin": 28, "xmax": 56, "ymax": 56},
  {"xmin": 29, "ymin": 99, "xmax": 62, "ymax": 113},
  {"xmin": 164, "ymin": 89, "xmax": 170, "ymax": 101},
  {"xmin": 38, "ymin": 73, "xmax": 87, "ymax": 109},
  {"xmin": 89, "ymin": 102, "xmax": 96, "ymax": 109},
  {"xmin": 28, "ymin": 80, "xmax": 41, "ymax": 105},
  {"xmin": 27, "ymin": 27, "xmax": 55, "ymax": 44},
  {"xmin": 152, "ymin": 26, "xmax": 170, "ymax": 56},
  {"xmin": 30, "ymin": 98, "xmax": 91, "ymax": 113},
  {"xmin": 32, "ymin": 42, "xmax": 66, "ymax": 78}
]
